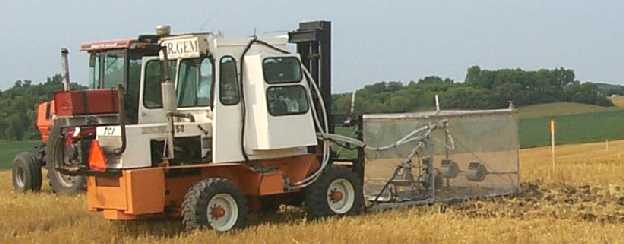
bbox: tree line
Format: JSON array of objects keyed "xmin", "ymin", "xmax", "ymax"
[
  {"xmin": 332, "ymin": 66, "xmax": 616, "ymax": 115},
  {"xmin": 0, "ymin": 66, "xmax": 619, "ymax": 140},
  {"xmin": 0, "ymin": 74, "xmax": 84, "ymax": 140}
]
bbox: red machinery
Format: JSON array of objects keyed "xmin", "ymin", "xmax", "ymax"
[{"xmin": 12, "ymin": 38, "xmax": 160, "ymax": 194}]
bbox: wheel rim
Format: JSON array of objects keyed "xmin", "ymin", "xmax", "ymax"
[
  {"xmin": 206, "ymin": 193, "xmax": 238, "ymax": 232},
  {"xmin": 326, "ymin": 178, "xmax": 356, "ymax": 214},
  {"xmin": 15, "ymin": 167, "xmax": 25, "ymax": 188},
  {"xmin": 54, "ymin": 170, "xmax": 76, "ymax": 188}
]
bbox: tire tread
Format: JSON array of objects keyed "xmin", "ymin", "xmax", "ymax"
[
  {"xmin": 304, "ymin": 166, "xmax": 364, "ymax": 218},
  {"xmin": 181, "ymin": 178, "xmax": 248, "ymax": 231}
]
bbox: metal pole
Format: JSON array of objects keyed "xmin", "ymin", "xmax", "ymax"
[
  {"xmin": 550, "ymin": 120, "xmax": 556, "ymax": 172},
  {"xmin": 350, "ymin": 90, "xmax": 357, "ymax": 115},
  {"xmin": 61, "ymin": 48, "xmax": 71, "ymax": 91},
  {"xmin": 435, "ymin": 95, "xmax": 440, "ymax": 112}
]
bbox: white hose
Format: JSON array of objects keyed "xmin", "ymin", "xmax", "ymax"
[{"xmin": 291, "ymin": 65, "xmax": 331, "ymax": 187}]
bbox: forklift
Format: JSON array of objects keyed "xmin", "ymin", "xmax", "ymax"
[{"xmin": 12, "ymin": 20, "xmax": 367, "ymax": 232}]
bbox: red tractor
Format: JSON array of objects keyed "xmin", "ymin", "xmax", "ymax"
[{"xmin": 12, "ymin": 36, "xmax": 162, "ymax": 194}]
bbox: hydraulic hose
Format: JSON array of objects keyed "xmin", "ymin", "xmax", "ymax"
[
  {"xmin": 235, "ymin": 38, "xmax": 450, "ymax": 189},
  {"xmin": 113, "ymin": 84, "xmax": 127, "ymax": 155}
]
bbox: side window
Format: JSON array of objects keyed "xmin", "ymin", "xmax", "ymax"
[
  {"xmin": 178, "ymin": 59, "xmax": 199, "ymax": 107},
  {"xmin": 128, "ymin": 57, "xmax": 142, "ymax": 87},
  {"xmin": 88, "ymin": 53, "xmax": 101, "ymax": 89},
  {"xmin": 219, "ymin": 56, "xmax": 240, "ymax": 105},
  {"xmin": 198, "ymin": 59, "xmax": 213, "ymax": 106},
  {"xmin": 143, "ymin": 60, "xmax": 177, "ymax": 109},
  {"xmin": 126, "ymin": 56, "xmax": 143, "ymax": 124},
  {"xmin": 262, "ymin": 57, "xmax": 302, "ymax": 84},
  {"xmin": 178, "ymin": 58, "xmax": 213, "ymax": 107},
  {"xmin": 266, "ymin": 85, "xmax": 309, "ymax": 116},
  {"xmin": 103, "ymin": 53, "xmax": 126, "ymax": 88}
]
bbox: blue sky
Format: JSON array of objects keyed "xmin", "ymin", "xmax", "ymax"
[{"xmin": 1, "ymin": 0, "xmax": 623, "ymax": 92}]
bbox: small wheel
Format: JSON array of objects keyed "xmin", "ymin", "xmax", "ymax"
[
  {"xmin": 304, "ymin": 167, "xmax": 364, "ymax": 218},
  {"xmin": 12, "ymin": 152, "xmax": 42, "ymax": 192},
  {"xmin": 181, "ymin": 178, "xmax": 248, "ymax": 232}
]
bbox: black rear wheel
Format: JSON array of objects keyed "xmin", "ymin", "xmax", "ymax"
[
  {"xmin": 12, "ymin": 152, "xmax": 42, "ymax": 192},
  {"xmin": 46, "ymin": 126, "xmax": 86, "ymax": 195},
  {"xmin": 47, "ymin": 167, "xmax": 85, "ymax": 194}
]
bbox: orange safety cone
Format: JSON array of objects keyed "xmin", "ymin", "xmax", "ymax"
[{"xmin": 88, "ymin": 140, "xmax": 108, "ymax": 172}]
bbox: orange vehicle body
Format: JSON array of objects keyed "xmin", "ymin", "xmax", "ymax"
[
  {"xmin": 86, "ymin": 154, "xmax": 320, "ymax": 220},
  {"xmin": 35, "ymin": 101, "xmax": 54, "ymax": 143}
]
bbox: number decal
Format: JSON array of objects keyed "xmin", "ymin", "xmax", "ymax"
[
  {"xmin": 103, "ymin": 127, "xmax": 116, "ymax": 136},
  {"xmin": 175, "ymin": 125, "xmax": 185, "ymax": 133}
]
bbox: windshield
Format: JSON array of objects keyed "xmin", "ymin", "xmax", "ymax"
[
  {"xmin": 177, "ymin": 57, "xmax": 213, "ymax": 107},
  {"xmin": 103, "ymin": 52, "xmax": 126, "ymax": 88},
  {"xmin": 87, "ymin": 50, "xmax": 146, "ymax": 124},
  {"xmin": 88, "ymin": 51, "xmax": 127, "ymax": 89}
]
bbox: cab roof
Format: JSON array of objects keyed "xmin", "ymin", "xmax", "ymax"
[{"xmin": 80, "ymin": 38, "xmax": 136, "ymax": 52}]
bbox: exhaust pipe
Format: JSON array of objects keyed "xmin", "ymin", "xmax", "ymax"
[
  {"xmin": 60, "ymin": 48, "xmax": 71, "ymax": 91},
  {"xmin": 343, "ymin": 90, "xmax": 357, "ymax": 126}
]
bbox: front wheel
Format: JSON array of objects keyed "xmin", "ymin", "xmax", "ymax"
[
  {"xmin": 304, "ymin": 167, "xmax": 364, "ymax": 218},
  {"xmin": 181, "ymin": 178, "xmax": 248, "ymax": 232}
]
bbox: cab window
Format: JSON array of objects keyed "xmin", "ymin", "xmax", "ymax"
[
  {"xmin": 103, "ymin": 52, "xmax": 126, "ymax": 88},
  {"xmin": 266, "ymin": 85, "xmax": 309, "ymax": 116},
  {"xmin": 88, "ymin": 53, "xmax": 101, "ymax": 89},
  {"xmin": 219, "ymin": 56, "xmax": 240, "ymax": 105},
  {"xmin": 263, "ymin": 57, "xmax": 302, "ymax": 84},
  {"xmin": 143, "ymin": 60, "xmax": 177, "ymax": 108},
  {"xmin": 126, "ymin": 55, "xmax": 143, "ymax": 123},
  {"xmin": 178, "ymin": 58, "xmax": 213, "ymax": 107}
]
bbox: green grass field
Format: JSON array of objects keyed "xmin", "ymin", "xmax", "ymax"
[
  {"xmin": 515, "ymin": 102, "xmax": 619, "ymax": 119},
  {"xmin": 335, "ymin": 102, "xmax": 624, "ymax": 150},
  {"xmin": 519, "ymin": 109, "xmax": 624, "ymax": 147},
  {"xmin": 0, "ymin": 140, "xmax": 39, "ymax": 169},
  {"xmin": 1, "ymin": 103, "xmax": 623, "ymax": 167}
]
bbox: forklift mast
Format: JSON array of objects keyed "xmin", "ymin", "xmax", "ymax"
[
  {"xmin": 289, "ymin": 21, "xmax": 364, "ymax": 180},
  {"xmin": 289, "ymin": 21, "xmax": 333, "ymax": 133}
]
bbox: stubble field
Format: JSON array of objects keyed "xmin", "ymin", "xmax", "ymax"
[{"xmin": 0, "ymin": 140, "xmax": 623, "ymax": 243}]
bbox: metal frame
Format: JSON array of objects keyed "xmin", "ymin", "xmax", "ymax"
[
  {"xmin": 362, "ymin": 108, "xmax": 520, "ymax": 210},
  {"xmin": 289, "ymin": 21, "xmax": 365, "ymax": 184},
  {"xmin": 289, "ymin": 20, "xmax": 332, "ymax": 132}
]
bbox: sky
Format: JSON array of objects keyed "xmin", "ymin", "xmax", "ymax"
[{"xmin": 1, "ymin": 0, "xmax": 623, "ymax": 93}]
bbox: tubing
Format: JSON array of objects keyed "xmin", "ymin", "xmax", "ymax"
[
  {"xmin": 234, "ymin": 39, "xmax": 452, "ymax": 188},
  {"xmin": 294, "ymin": 64, "xmax": 446, "ymax": 188},
  {"xmin": 113, "ymin": 84, "xmax": 127, "ymax": 155}
]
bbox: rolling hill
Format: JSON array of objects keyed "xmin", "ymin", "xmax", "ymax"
[{"xmin": 515, "ymin": 102, "xmax": 621, "ymax": 119}]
